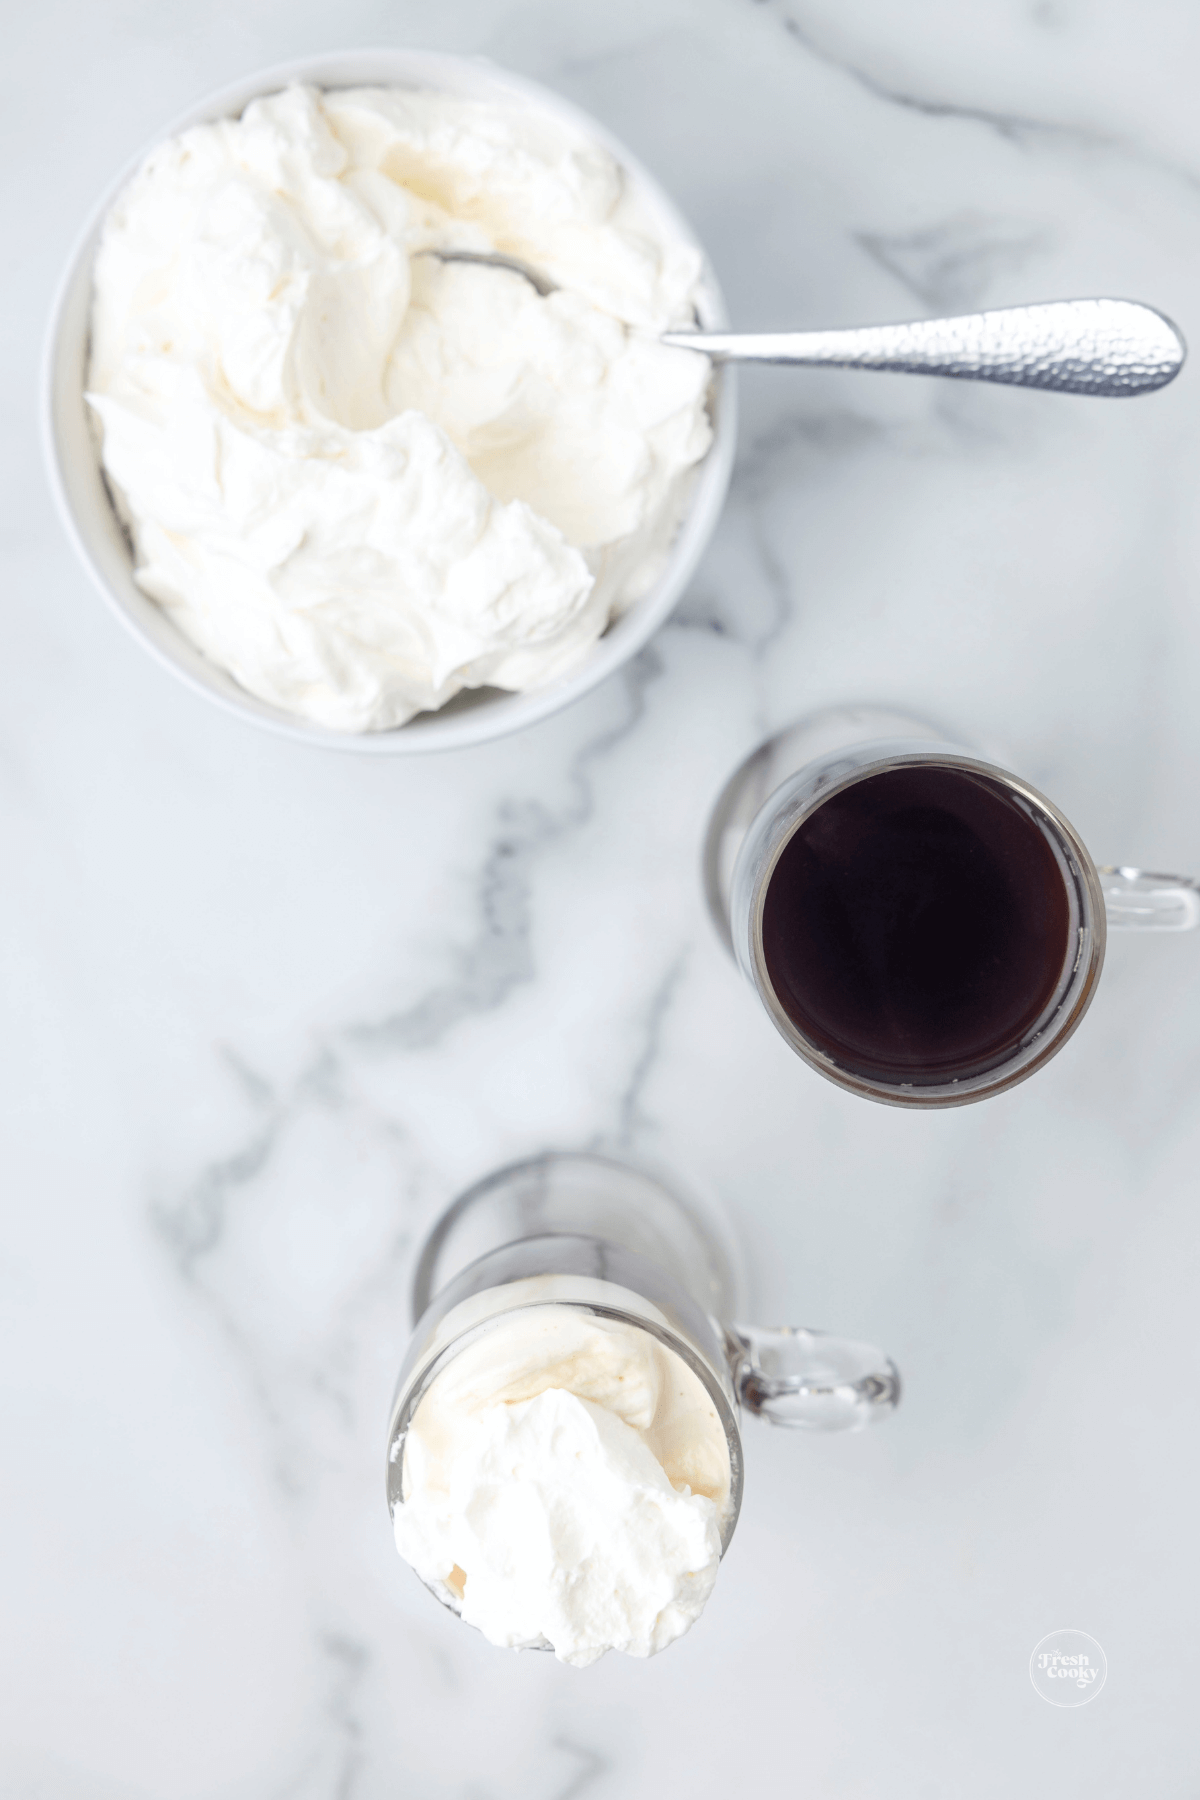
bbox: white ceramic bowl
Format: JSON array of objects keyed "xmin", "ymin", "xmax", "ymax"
[{"xmin": 42, "ymin": 48, "xmax": 736, "ymax": 754}]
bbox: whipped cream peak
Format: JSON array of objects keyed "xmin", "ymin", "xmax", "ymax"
[
  {"xmin": 393, "ymin": 1293, "xmax": 732, "ymax": 1665},
  {"xmin": 87, "ymin": 84, "xmax": 713, "ymax": 730},
  {"xmin": 399, "ymin": 1386, "xmax": 720, "ymax": 1667}
]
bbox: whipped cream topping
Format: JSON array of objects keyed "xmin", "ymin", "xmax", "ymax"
[
  {"xmin": 393, "ymin": 1280, "xmax": 731, "ymax": 1666},
  {"xmin": 86, "ymin": 84, "xmax": 712, "ymax": 730}
]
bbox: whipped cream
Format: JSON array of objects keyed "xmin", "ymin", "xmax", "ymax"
[
  {"xmin": 392, "ymin": 1278, "xmax": 731, "ymax": 1666},
  {"xmin": 86, "ymin": 84, "xmax": 712, "ymax": 730}
]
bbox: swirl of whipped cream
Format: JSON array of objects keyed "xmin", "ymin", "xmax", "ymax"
[
  {"xmin": 393, "ymin": 1280, "xmax": 732, "ymax": 1665},
  {"xmin": 87, "ymin": 85, "xmax": 712, "ymax": 730}
]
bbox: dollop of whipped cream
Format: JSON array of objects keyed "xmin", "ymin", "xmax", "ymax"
[
  {"xmin": 86, "ymin": 84, "xmax": 712, "ymax": 730},
  {"xmin": 393, "ymin": 1280, "xmax": 731, "ymax": 1666}
]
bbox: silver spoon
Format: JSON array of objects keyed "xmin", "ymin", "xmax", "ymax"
[{"xmin": 424, "ymin": 250, "xmax": 1185, "ymax": 397}]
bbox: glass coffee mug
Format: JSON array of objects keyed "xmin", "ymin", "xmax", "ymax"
[
  {"xmin": 705, "ymin": 707, "xmax": 1200, "ymax": 1108},
  {"xmin": 386, "ymin": 1153, "xmax": 899, "ymax": 1633}
]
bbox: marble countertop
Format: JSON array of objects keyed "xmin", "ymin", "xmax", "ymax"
[{"xmin": 6, "ymin": 1, "xmax": 1200, "ymax": 1795}]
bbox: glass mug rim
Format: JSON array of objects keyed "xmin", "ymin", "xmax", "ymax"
[
  {"xmin": 386, "ymin": 1278, "xmax": 747, "ymax": 1617},
  {"xmin": 733, "ymin": 742, "xmax": 1107, "ymax": 1108}
]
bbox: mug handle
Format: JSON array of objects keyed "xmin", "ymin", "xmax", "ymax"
[
  {"xmin": 727, "ymin": 1325, "xmax": 901, "ymax": 1431},
  {"xmin": 1097, "ymin": 866, "xmax": 1200, "ymax": 932}
]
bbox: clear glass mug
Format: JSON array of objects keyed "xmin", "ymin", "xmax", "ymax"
[
  {"xmin": 386, "ymin": 1152, "xmax": 899, "ymax": 1632},
  {"xmin": 704, "ymin": 707, "xmax": 1200, "ymax": 1108}
]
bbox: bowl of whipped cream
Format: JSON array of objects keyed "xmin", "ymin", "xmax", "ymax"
[{"xmin": 43, "ymin": 49, "xmax": 735, "ymax": 751}]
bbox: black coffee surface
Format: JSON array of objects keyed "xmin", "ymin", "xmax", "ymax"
[{"xmin": 761, "ymin": 766, "xmax": 1072, "ymax": 1084}]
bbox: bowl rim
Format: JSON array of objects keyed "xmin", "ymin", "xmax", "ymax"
[{"xmin": 41, "ymin": 46, "xmax": 737, "ymax": 755}]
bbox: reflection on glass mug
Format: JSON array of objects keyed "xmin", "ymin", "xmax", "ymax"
[
  {"xmin": 704, "ymin": 707, "xmax": 1200, "ymax": 1108},
  {"xmin": 386, "ymin": 1153, "xmax": 898, "ymax": 1665}
]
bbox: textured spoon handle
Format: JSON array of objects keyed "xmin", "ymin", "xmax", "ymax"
[{"xmin": 663, "ymin": 299, "xmax": 1186, "ymax": 396}]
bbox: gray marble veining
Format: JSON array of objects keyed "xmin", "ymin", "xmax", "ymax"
[{"xmin": 4, "ymin": 2, "xmax": 1200, "ymax": 1796}]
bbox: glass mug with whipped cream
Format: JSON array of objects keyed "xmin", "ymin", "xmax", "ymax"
[
  {"xmin": 386, "ymin": 1152, "xmax": 898, "ymax": 1666},
  {"xmin": 704, "ymin": 707, "xmax": 1200, "ymax": 1107}
]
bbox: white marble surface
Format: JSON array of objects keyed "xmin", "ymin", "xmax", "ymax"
[{"xmin": 6, "ymin": 2, "xmax": 1200, "ymax": 1795}]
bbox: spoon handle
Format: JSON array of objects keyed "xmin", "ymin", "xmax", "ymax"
[{"xmin": 662, "ymin": 299, "xmax": 1186, "ymax": 396}]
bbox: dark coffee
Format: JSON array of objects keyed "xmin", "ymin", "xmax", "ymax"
[{"xmin": 760, "ymin": 765, "xmax": 1073, "ymax": 1085}]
